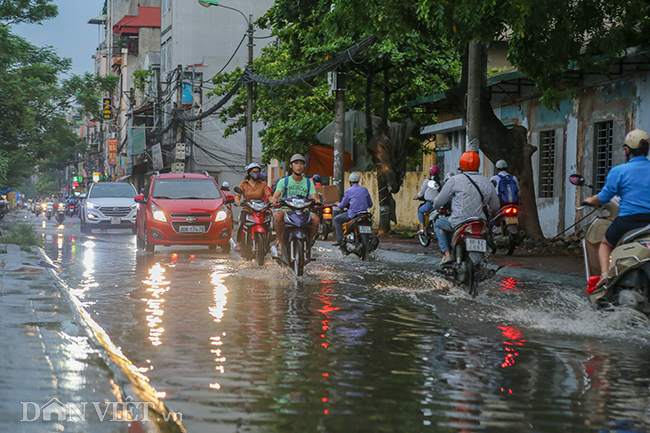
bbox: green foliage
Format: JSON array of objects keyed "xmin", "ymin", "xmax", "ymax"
[
  {"xmin": 417, "ymin": 0, "xmax": 650, "ymax": 105},
  {"xmin": 209, "ymin": 0, "xmax": 460, "ymax": 163},
  {"xmin": 0, "ymin": 0, "xmax": 57, "ymax": 25},
  {"xmin": 0, "ymin": 222, "xmax": 39, "ymax": 250},
  {"xmin": 133, "ymin": 68, "xmax": 155, "ymax": 94}
]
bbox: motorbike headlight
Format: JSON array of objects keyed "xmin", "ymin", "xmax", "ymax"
[
  {"xmin": 86, "ymin": 202, "xmax": 99, "ymax": 210},
  {"xmin": 215, "ymin": 209, "xmax": 228, "ymax": 222},
  {"xmin": 150, "ymin": 203, "xmax": 167, "ymax": 222},
  {"xmin": 41, "ymin": 203, "xmax": 47, "ymax": 209}
]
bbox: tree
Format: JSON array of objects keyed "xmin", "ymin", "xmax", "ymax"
[
  {"xmin": 416, "ymin": 0, "xmax": 650, "ymax": 239},
  {"xmin": 210, "ymin": 0, "xmax": 460, "ymax": 231},
  {"xmin": 0, "ymin": 0, "xmax": 57, "ymax": 26}
]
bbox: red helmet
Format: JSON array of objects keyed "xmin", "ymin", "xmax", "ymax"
[
  {"xmin": 429, "ymin": 165, "xmax": 440, "ymax": 176},
  {"xmin": 459, "ymin": 151, "xmax": 480, "ymax": 172}
]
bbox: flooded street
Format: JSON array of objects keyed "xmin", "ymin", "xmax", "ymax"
[{"xmin": 36, "ymin": 215, "xmax": 650, "ymax": 433}]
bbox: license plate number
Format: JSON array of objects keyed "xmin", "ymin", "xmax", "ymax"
[
  {"xmin": 110, "ymin": 217, "xmax": 121, "ymax": 225},
  {"xmin": 358, "ymin": 225, "xmax": 372, "ymax": 233},
  {"xmin": 505, "ymin": 217, "xmax": 518, "ymax": 225},
  {"xmin": 179, "ymin": 225, "xmax": 205, "ymax": 233},
  {"xmin": 323, "ymin": 214, "xmax": 332, "ymax": 219},
  {"xmin": 466, "ymin": 238, "xmax": 487, "ymax": 252}
]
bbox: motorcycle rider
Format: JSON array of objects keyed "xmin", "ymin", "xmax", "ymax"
[
  {"xmin": 413, "ymin": 165, "xmax": 441, "ymax": 234},
  {"xmin": 584, "ymin": 129, "xmax": 650, "ymax": 288},
  {"xmin": 234, "ymin": 163, "xmax": 272, "ymax": 251},
  {"xmin": 311, "ymin": 174, "xmax": 323, "ymax": 187},
  {"xmin": 332, "ymin": 172, "xmax": 373, "ymax": 247},
  {"xmin": 490, "ymin": 159, "xmax": 520, "ymax": 206},
  {"xmin": 272, "ymin": 154, "xmax": 320, "ymax": 256},
  {"xmin": 221, "ymin": 181, "xmax": 230, "ymax": 192},
  {"xmin": 433, "ymin": 151, "xmax": 500, "ymax": 266}
]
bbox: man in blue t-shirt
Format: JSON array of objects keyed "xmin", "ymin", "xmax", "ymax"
[
  {"xmin": 584, "ymin": 129, "xmax": 650, "ymax": 287},
  {"xmin": 271, "ymin": 153, "xmax": 320, "ymax": 255}
]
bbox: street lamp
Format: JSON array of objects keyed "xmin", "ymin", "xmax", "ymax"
[{"xmin": 199, "ymin": 0, "xmax": 254, "ymax": 165}]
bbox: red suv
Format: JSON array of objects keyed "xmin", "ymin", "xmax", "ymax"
[{"xmin": 134, "ymin": 172, "xmax": 234, "ymax": 253}]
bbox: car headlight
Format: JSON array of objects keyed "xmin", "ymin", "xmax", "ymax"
[
  {"xmin": 150, "ymin": 203, "xmax": 167, "ymax": 222},
  {"xmin": 215, "ymin": 209, "xmax": 228, "ymax": 222},
  {"xmin": 86, "ymin": 202, "xmax": 99, "ymax": 210}
]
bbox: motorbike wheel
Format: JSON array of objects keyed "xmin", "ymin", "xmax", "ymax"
[
  {"xmin": 47, "ymin": 215, "xmax": 51, "ymax": 221},
  {"xmin": 359, "ymin": 233, "xmax": 370, "ymax": 261},
  {"xmin": 256, "ymin": 232, "xmax": 266, "ymax": 266},
  {"xmin": 220, "ymin": 243, "xmax": 231, "ymax": 253},
  {"xmin": 418, "ymin": 224, "xmax": 431, "ymax": 247},
  {"xmin": 322, "ymin": 224, "xmax": 330, "ymax": 241},
  {"xmin": 506, "ymin": 232, "xmax": 516, "ymax": 256},
  {"xmin": 0, "ymin": 211, "xmax": 4, "ymax": 220},
  {"xmin": 292, "ymin": 239, "xmax": 304, "ymax": 277}
]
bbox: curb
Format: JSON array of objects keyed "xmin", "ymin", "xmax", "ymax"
[{"xmin": 36, "ymin": 247, "xmax": 186, "ymax": 433}]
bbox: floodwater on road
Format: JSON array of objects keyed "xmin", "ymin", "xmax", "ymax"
[{"xmin": 40, "ymin": 218, "xmax": 650, "ymax": 433}]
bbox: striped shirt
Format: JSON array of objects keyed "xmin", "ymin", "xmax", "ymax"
[{"xmin": 433, "ymin": 171, "xmax": 500, "ymax": 227}]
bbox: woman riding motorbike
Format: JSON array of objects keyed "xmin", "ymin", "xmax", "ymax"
[
  {"xmin": 234, "ymin": 163, "xmax": 272, "ymax": 251},
  {"xmin": 414, "ymin": 165, "xmax": 442, "ymax": 234}
]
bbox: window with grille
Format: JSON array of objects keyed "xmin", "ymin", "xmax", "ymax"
[
  {"xmin": 594, "ymin": 121, "xmax": 613, "ymax": 191},
  {"xmin": 539, "ymin": 130, "xmax": 555, "ymax": 198}
]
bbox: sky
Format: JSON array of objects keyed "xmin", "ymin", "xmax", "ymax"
[{"xmin": 12, "ymin": 0, "xmax": 106, "ymax": 77}]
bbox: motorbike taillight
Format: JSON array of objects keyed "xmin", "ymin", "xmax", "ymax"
[
  {"xmin": 324, "ymin": 207, "xmax": 331, "ymax": 214},
  {"xmin": 464, "ymin": 223, "xmax": 486, "ymax": 237},
  {"xmin": 504, "ymin": 207, "xmax": 518, "ymax": 215}
]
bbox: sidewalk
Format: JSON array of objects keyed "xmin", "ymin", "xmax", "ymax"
[{"xmin": 0, "ymin": 211, "xmax": 183, "ymax": 433}]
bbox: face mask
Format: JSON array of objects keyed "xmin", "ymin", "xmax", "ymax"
[{"xmin": 250, "ymin": 172, "xmax": 260, "ymax": 181}]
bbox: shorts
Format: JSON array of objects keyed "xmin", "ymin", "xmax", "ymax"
[{"xmin": 605, "ymin": 213, "xmax": 650, "ymax": 246}]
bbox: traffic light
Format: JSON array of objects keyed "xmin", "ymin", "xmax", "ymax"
[{"xmin": 102, "ymin": 97, "xmax": 112, "ymax": 120}]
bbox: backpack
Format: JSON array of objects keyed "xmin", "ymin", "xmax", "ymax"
[
  {"xmin": 282, "ymin": 176, "xmax": 311, "ymax": 198},
  {"xmin": 497, "ymin": 174, "xmax": 519, "ymax": 205}
]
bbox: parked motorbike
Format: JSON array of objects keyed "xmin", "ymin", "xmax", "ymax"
[
  {"xmin": 337, "ymin": 211, "xmax": 379, "ymax": 260},
  {"xmin": 55, "ymin": 202, "xmax": 66, "ymax": 223},
  {"xmin": 488, "ymin": 205, "xmax": 525, "ymax": 255},
  {"xmin": 416, "ymin": 199, "xmax": 450, "ymax": 247},
  {"xmin": 234, "ymin": 186, "xmax": 272, "ymax": 266},
  {"xmin": 570, "ymin": 174, "xmax": 650, "ymax": 313},
  {"xmin": 45, "ymin": 202, "xmax": 53, "ymax": 220},
  {"xmin": 271, "ymin": 196, "xmax": 316, "ymax": 276},
  {"xmin": 440, "ymin": 218, "xmax": 490, "ymax": 296}
]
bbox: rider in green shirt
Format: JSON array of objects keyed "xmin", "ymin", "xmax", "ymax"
[{"xmin": 272, "ymin": 153, "xmax": 320, "ymax": 255}]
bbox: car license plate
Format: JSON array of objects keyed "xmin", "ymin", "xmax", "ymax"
[
  {"xmin": 323, "ymin": 213, "xmax": 332, "ymax": 219},
  {"xmin": 110, "ymin": 217, "xmax": 121, "ymax": 225},
  {"xmin": 179, "ymin": 225, "xmax": 205, "ymax": 233},
  {"xmin": 505, "ymin": 217, "xmax": 518, "ymax": 225},
  {"xmin": 358, "ymin": 225, "xmax": 372, "ymax": 233},
  {"xmin": 466, "ymin": 238, "xmax": 487, "ymax": 252}
]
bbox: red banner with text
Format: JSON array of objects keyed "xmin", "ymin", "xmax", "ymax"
[{"xmin": 108, "ymin": 138, "xmax": 117, "ymax": 166}]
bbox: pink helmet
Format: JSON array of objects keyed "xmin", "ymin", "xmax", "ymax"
[{"xmin": 429, "ymin": 165, "xmax": 440, "ymax": 176}]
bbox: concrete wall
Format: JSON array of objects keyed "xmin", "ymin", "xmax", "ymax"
[{"xmin": 344, "ymin": 171, "xmax": 429, "ymax": 231}]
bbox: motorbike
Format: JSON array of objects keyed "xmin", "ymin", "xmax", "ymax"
[
  {"xmin": 440, "ymin": 217, "xmax": 490, "ymax": 297},
  {"xmin": 55, "ymin": 202, "xmax": 66, "ymax": 223},
  {"xmin": 66, "ymin": 202, "xmax": 78, "ymax": 217},
  {"xmin": 416, "ymin": 199, "xmax": 450, "ymax": 247},
  {"xmin": 0, "ymin": 200, "xmax": 7, "ymax": 220},
  {"xmin": 570, "ymin": 174, "xmax": 650, "ymax": 313},
  {"xmin": 234, "ymin": 186, "xmax": 273, "ymax": 266},
  {"xmin": 318, "ymin": 202, "xmax": 336, "ymax": 240},
  {"xmin": 337, "ymin": 211, "xmax": 379, "ymax": 260},
  {"xmin": 271, "ymin": 196, "xmax": 316, "ymax": 276},
  {"xmin": 488, "ymin": 204, "xmax": 526, "ymax": 255},
  {"xmin": 45, "ymin": 202, "xmax": 53, "ymax": 220},
  {"xmin": 35, "ymin": 202, "xmax": 45, "ymax": 216}
]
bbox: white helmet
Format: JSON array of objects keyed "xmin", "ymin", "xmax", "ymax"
[
  {"xmin": 221, "ymin": 181, "xmax": 229, "ymax": 188},
  {"xmin": 246, "ymin": 162, "xmax": 261, "ymax": 173},
  {"xmin": 349, "ymin": 172, "xmax": 360, "ymax": 183},
  {"xmin": 496, "ymin": 159, "xmax": 508, "ymax": 170}
]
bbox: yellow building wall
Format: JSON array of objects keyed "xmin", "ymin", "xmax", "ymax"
[{"xmin": 344, "ymin": 171, "xmax": 429, "ymax": 231}]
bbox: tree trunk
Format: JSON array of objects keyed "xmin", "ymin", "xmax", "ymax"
[{"xmin": 445, "ymin": 47, "xmax": 545, "ymax": 240}]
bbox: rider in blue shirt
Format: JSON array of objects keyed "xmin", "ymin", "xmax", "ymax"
[
  {"xmin": 585, "ymin": 129, "xmax": 650, "ymax": 287},
  {"xmin": 332, "ymin": 173, "xmax": 373, "ymax": 246}
]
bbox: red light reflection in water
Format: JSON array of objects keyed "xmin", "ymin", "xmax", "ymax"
[
  {"xmin": 317, "ymin": 282, "xmax": 337, "ymax": 413},
  {"xmin": 496, "ymin": 277, "xmax": 520, "ymax": 292},
  {"xmin": 497, "ymin": 325, "xmax": 526, "ymax": 371}
]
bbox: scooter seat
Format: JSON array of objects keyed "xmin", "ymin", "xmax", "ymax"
[{"xmin": 620, "ymin": 223, "xmax": 650, "ymax": 245}]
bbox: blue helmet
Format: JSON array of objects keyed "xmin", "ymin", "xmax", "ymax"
[{"xmin": 312, "ymin": 174, "xmax": 322, "ymax": 183}]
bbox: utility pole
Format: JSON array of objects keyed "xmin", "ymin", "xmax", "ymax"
[
  {"xmin": 174, "ymin": 64, "xmax": 186, "ymax": 173},
  {"xmin": 467, "ymin": 41, "xmax": 481, "ymax": 153},
  {"xmin": 246, "ymin": 14, "xmax": 254, "ymax": 165},
  {"xmin": 332, "ymin": 71, "xmax": 346, "ymax": 200}
]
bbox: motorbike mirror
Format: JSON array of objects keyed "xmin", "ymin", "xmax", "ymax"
[
  {"xmin": 427, "ymin": 180, "xmax": 439, "ymax": 190},
  {"xmin": 224, "ymin": 194, "xmax": 235, "ymax": 204},
  {"xmin": 569, "ymin": 174, "xmax": 585, "ymax": 186},
  {"xmin": 233, "ymin": 186, "xmax": 242, "ymax": 194},
  {"xmin": 134, "ymin": 194, "xmax": 147, "ymax": 204},
  {"xmin": 79, "ymin": 193, "xmax": 87, "ymax": 200}
]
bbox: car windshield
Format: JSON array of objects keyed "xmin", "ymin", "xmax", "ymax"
[
  {"xmin": 88, "ymin": 183, "xmax": 137, "ymax": 198},
  {"xmin": 152, "ymin": 179, "xmax": 222, "ymax": 200}
]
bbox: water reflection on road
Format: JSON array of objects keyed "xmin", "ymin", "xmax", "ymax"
[{"xmin": 39, "ymin": 222, "xmax": 650, "ymax": 433}]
